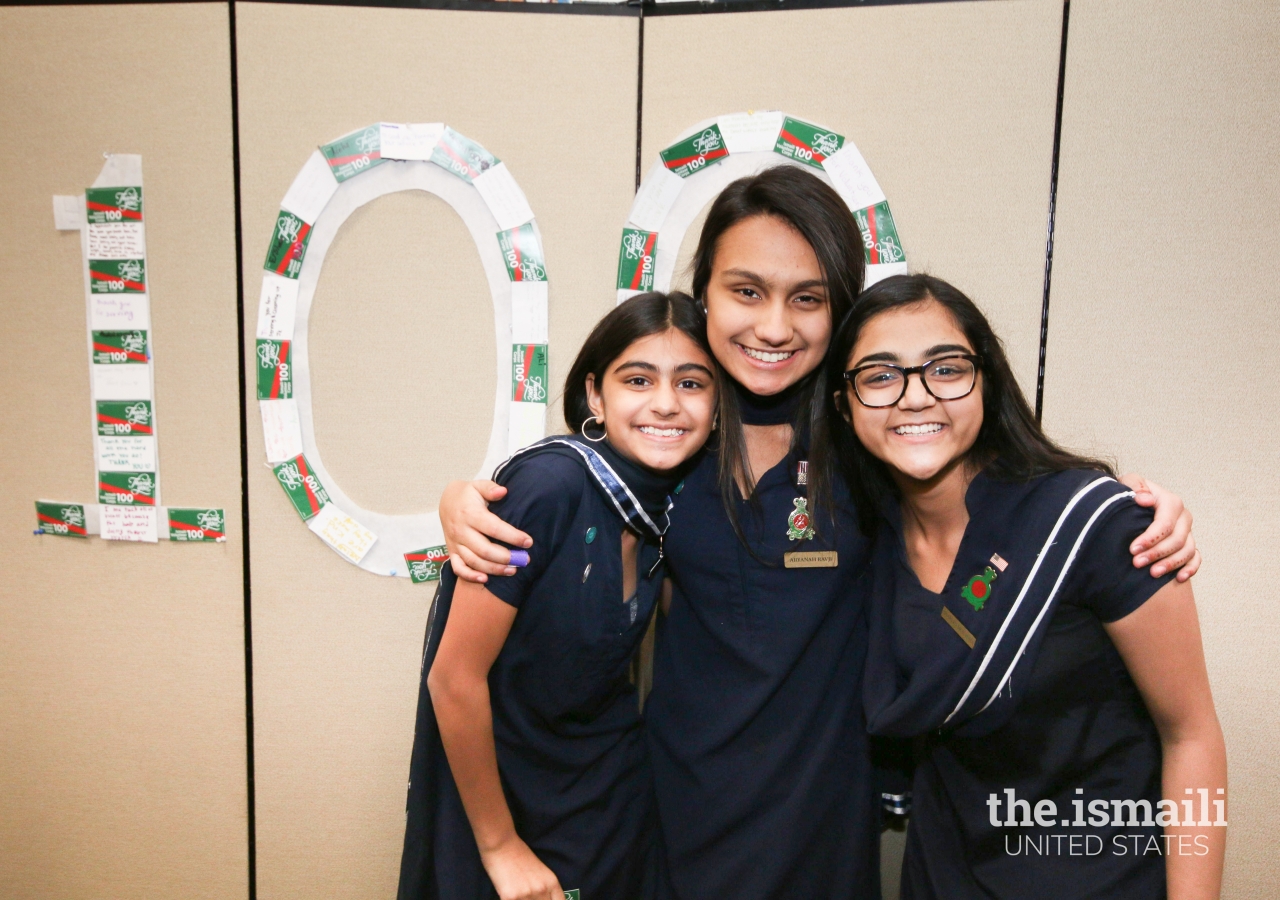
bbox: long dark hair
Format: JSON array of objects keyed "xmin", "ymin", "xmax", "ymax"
[
  {"xmin": 827, "ymin": 274, "xmax": 1115, "ymax": 533},
  {"xmin": 563, "ymin": 291, "xmax": 710, "ymax": 433},
  {"xmin": 690, "ymin": 165, "xmax": 866, "ymax": 539}
]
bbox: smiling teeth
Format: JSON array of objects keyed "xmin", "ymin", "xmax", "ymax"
[
  {"xmin": 895, "ymin": 423, "xmax": 943, "ymax": 435},
  {"xmin": 639, "ymin": 426, "xmax": 687, "ymax": 437},
  {"xmin": 741, "ymin": 345, "xmax": 795, "ymax": 363}
]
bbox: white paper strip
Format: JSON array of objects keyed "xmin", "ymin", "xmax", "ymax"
[
  {"xmin": 87, "ymin": 222, "xmax": 146, "ymax": 260},
  {"xmin": 616, "ymin": 288, "xmax": 643, "ymax": 306},
  {"xmin": 100, "ymin": 505, "xmax": 159, "ymax": 542},
  {"xmin": 864, "ymin": 262, "xmax": 910, "ymax": 287},
  {"xmin": 256, "ymin": 274, "xmax": 299, "ymax": 340},
  {"xmin": 280, "ymin": 150, "xmax": 339, "ymax": 224},
  {"xmin": 510, "ymin": 281, "xmax": 549, "ymax": 343},
  {"xmin": 823, "ymin": 143, "xmax": 886, "ymax": 212},
  {"xmin": 716, "ymin": 110, "xmax": 784, "ymax": 154},
  {"xmin": 507, "ymin": 401, "xmax": 547, "ymax": 456},
  {"xmin": 90, "ymin": 293, "xmax": 150, "ymax": 330},
  {"xmin": 380, "ymin": 122, "xmax": 446, "ymax": 161},
  {"xmin": 53, "ymin": 194, "xmax": 86, "ymax": 230},
  {"xmin": 92, "ymin": 364, "xmax": 152, "ymax": 401},
  {"xmin": 93, "ymin": 155, "xmax": 143, "ymax": 189},
  {"xmin": 260, "ymin": 399, "xmax": 303, "ymax": 463},
  {"xmin": 307, "ymin": 503, "xmax": 377, "ymax": 564},
  {"xmin": 626, "ymin": 160, "xmax": 684, "ymax": 232},
  {"xmin": 97, "ymin": 435, "xmax": 157, "ymax": 472},
  {"xmin": 473, "ymin": 162, "xmax": 535, "ymax": 231}
]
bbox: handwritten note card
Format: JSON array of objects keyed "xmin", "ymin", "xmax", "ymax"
[{"xmin": 101, "ymin": 505, "xmax": 159, "ymax": 542}]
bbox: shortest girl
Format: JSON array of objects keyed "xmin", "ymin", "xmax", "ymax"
[{"xmin": 398, "ymin": 292, "xmax": 717, "ymax": 900}]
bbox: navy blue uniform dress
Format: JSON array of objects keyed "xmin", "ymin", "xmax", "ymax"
[
  {"xmin": 863, "ymin": 469, "xmax": 1176, "ymax": 900},
  {"xmin": 398, "ymin": 437, "xmax": 674, "ymax": 900},
  {"xmin": 645, "ymin": 445, "xmax": 881, "ymax": 899}
]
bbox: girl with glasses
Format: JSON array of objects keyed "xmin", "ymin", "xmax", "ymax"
[{"xmin": 828, "ymin": 274, "xmax": 1225, "ymax": 899}]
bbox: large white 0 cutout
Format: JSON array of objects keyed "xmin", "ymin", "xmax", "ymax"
[{"xmin": 259, "ymin": 125, "xmax": 548, "ymax": 577}]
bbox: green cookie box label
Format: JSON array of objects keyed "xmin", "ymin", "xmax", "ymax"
[
  {"xmin": 264, "ymin": 210, "xmax": 311, "ymax": 279},
  {"xmin": 854, "ymin": 201, "xmax": 905, "ymax": 265},
  {"xmin": 498, "ymin": 224, "xmax": 546, "ymax": 282},
  {"xmin": 36, "ymin": 500, "xmax": 87, "ymax": 537},
  {"xmin": 512, "ymin": 343, "xmax": 548, "ymax": 403},
  {"xmin": 92, "ymin": 330, "xmax": 149, "ymax": 364},
  {"xmin": 616, "ymin": 229, "xmax": 657, "ymax": 291},
  {"xmin": 431, "ymin": 127, "xmax": 498, "ymax": 183},
  {"xmin": 86, "ymin": 186, "xmax": 143, "ymax": 224},
  {"xmin": 774, "ymin": 117, "xmax": 844, "ymax": 168},
  {"xmin": 321, "ymin": 125, "xmax": 384, "ymax": 182},
  {"xmin": 99, "ymin": 471, "xmax": 156, "ymax": 506},
  {"xmin": 405, "ymin": 546, "xmax": 449, "ymax": 583},
  {"xmin": 256, "ymin": 339, "xmax": 292, "ymax": 400},
  {"xmin": 273, "ymin": 453, "xmax": 330, "ymax": 521},
  {"xmin": 89, "ymin": 259, "xmax": 146, "ymax": 294},
  {"xmin": 660, "ymin": 125, "xmax": 729, "ymax": 178},
  {"xmin": 169, "ymin": 508, "xmax": 226, "ymax": 542},
  {"xmin": 97, "ymin": 400, "xmax": 153, "ymax": 436}
]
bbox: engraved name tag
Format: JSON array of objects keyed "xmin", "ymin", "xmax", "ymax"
[{"xmin": 784, "ymin": 550, "xmax": 839, "ymax": 568}]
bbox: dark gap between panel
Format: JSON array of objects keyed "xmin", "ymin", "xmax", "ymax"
[
  {"xmin": 636, "ymin": 3, "xmax": 645, "ymax": 191},
  {"xmin": 227, "ymin": 2, "xmax": 259, "ymax": 899},
  {"xmin": 1035, "ymin": 0, "xmax": 1070, "ymax": 423}
]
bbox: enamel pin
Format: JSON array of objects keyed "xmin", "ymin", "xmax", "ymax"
[
  {"xmin": 961, "ymin": 566, "xmax": 998, "ymax": 611},
  {"xmin": 787, "ymin": 461, "xmax": 815, "ymax": 542},
  {"xmin": 787, "ymin": 497, "xmax": 815, "ymax": 542}
]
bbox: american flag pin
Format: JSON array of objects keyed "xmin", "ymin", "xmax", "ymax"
[{"xmin": 990, "ymin": 553, "xmax": 1009, "ymax": 572}]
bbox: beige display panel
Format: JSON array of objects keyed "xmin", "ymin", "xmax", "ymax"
[
  {"xmin": 1044, "ymin": 2, "xmax": 1279, "ymax": 896},
  {"xmin": 0, "ymin": 4, "xmax": 247, "ymax": 900},
  {"xmin": 233, "ymin": 4, "xmax": 639, "ymax": 895},
  {"xmin": 644, "ymin": 0, "xmax": 1064, "ymax": 396}
]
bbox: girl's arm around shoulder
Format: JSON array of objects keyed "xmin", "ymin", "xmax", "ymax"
[
  {"xmin": 428, "ymin": 579, "xmax": 565, "ymax": 900},
  {"xmin": 1117, "ymin": 473, "xmax": 1201, "ymax": 582},
  {"xmin": 479, "ymin": 453, "xmax": 588, "ymax": 609},
  {"xmin": 1106, "ymin": 580, "xmax": 1226, "ymax": 900},
  {"xmin": 445, "ymin": 458, "xmax": 588, "ymax": 599}
]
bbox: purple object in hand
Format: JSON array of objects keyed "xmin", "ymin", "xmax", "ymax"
[{"xmin": 508, "ymin": 549, "xmax": 530, "ymax": 568}]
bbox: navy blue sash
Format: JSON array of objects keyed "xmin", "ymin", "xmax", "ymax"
[
  {"xmin": 865, "ymin": 471, "xmax": 1136, "ymax": 738},
  {"xmin": 493, "ymin": 437, "xmax": 674, "ymax": 542}
]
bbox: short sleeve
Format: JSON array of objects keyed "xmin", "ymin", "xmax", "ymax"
[
  {"xmin": 1068, "ymin": 497, "xmax": 1177, "ymax": 623},
  {"xmin": 482, "ymin": 452, "xmax": 586, "ymax": 609}
]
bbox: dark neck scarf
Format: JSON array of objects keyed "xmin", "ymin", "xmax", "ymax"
[
  {"xmin": 735, "ymin": 377, "xmax": 809, "ymax": 426},
  {"xmin": 590, "ymin": 434, "xmax": 683, "ymax": 525},
  {"xmin": 494, "ymin": 434, "xmax": 682, "ymax": 540}
]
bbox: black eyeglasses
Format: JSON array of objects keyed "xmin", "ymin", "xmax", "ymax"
[{"xmin": 843, "ymin": 354, "xmax": 980, "ymax": 409}]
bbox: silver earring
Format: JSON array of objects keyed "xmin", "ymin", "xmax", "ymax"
[{"xmin": 582, "ymin": 415, "xmax": 608, "ymax": 443}]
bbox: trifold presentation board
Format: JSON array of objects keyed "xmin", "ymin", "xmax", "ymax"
[{"xmin": 2, "ymin": 2, "xmax": 1276, "ymax": 900}]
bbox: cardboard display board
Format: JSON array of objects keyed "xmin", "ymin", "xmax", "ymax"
[
  {"xmin": 2, "ymin": 1, "xmax": 1277, "ymax": 897},
  {"xmin": 0, "ymin": 4, "xmax": 247, "ymax": 899},
  {"xmin": 233, "ymin": 4, "xmax": 638, "ymax": 895},
  {"xmin": 1044, "ymin": 2, "xmax": 1280, "ymax": 895}
]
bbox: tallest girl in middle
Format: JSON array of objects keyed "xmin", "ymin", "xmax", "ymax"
[{"xmin": 440, "ymin": 165, "xmax": 1199, "ymax": 898}]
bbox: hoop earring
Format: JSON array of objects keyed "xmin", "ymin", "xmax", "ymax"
[{"xmin": 582, "ymin": 415, "xmax": 608, "ymax": 443}]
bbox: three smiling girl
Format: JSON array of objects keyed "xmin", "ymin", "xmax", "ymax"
[{"xmin": 399, "ymin": 166, "xmax": 1218, "ymax": 900}]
